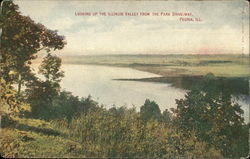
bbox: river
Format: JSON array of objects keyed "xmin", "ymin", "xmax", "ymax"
[
  {"xmin": 33, "ymin": 64, "xmax": 249, "ymax": 123},
  {"xmin": 60, "ymin": 64, "xmax": 186, "ymax": 111}
]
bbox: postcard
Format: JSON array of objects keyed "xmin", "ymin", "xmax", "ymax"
[{"xmin": 0, "ymin": 0, "xmax": 249, "ymax": 158}]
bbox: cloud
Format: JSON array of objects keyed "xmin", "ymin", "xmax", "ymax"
[
  {"xmin": 13, "ymin": 0, "xmax": 249, "ymax": 55},
  {"xmin": 14, "ymin": 0, "xmax": 58, "ymax": 20},
  {"xmin": 66, "ymin": 21, "xmax": 246, "ymax": 54}
]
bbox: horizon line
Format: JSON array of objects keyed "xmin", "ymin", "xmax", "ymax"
[{"xmin": 57, "ymin": 53, "xmax": 249, "ymax": 57}]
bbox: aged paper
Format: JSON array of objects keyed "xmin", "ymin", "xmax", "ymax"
[{"xmin": 0, "ymin": 0, "xmax": 249, "ymax": 158}]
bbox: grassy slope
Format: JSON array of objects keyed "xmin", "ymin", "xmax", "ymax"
[
  {"xmin": 59, "ymin": 54, "xmax": 249, "ymax": 78},
  {"xmin": 0, "ymin": 117, "xmax": 85, "ymax": 158}
]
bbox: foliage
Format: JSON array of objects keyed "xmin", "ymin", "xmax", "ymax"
[
  {"xmin": 52, "ymin": 107, "xmax": 222, "ymax": 158},
  {"xmin": 1, "ymin": 90, "xmax": 225, "ymax": 158},
  {"xmin": 25, "ymin": 54, "xmax": 65, "ymax": 117},
  {"xmin": 0, "ymin": 1, "xmax": 66, "ymax": 83},
  {"xmin": 0, "ymin": 1, "xmax": 66, "ymax": 115},
  {"xmin": 0, "ymin": 77, "xmax": 18, "ymax": 114},
  {"xmin": 24, "ymin": 79, "xmax": 59, "ymax": 117},
  {"xmin": 174, "ymin": 73, "xmax": 248, "ymax": 157},
  {"xmin": 140, "ymin": 99, "xmax": 161, "ymax": 122},
  {"xmin": 24, "ymin": 86, "xmax": 99, "ymax": 120},
  {"xmin": 38, "ymin": 53, "xmax": 64, "ymax": 83},
  {"xmin": 48, "ymin": 92, "xmax": 99, "ymax": 120},
  {"xmin": 161, "ymin": 108, "xmax": 172, "ymax": 124}
]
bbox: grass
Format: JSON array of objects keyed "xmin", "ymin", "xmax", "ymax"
[
  {"xmin": 0, "ymin": 116, "xmax": 85, "ymax": 158},
  {"xmin": 134, "ymin": 64, "xmax": 249, "ymax": 77}
]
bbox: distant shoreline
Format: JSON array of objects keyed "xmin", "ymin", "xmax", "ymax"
[
  {"xmin": 32, "ymin": 54, "xmax": 249, "ymax": 95},
  {"xmin": 59, "ymin": 54, "xmax": 249, "ymax": 77}
]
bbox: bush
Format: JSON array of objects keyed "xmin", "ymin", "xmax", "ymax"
[{"xmin": 53, "ymin": 107, "xmax": 222, "ymax": 158}]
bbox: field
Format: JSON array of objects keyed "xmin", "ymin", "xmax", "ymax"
[{"xmin": 60, "ymin": 54, "xmax": 249, "ymax": 78}]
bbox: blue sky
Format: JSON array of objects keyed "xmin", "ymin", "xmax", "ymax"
[{"xmin": 14, "ymin": 0, "xmax": 249, "ymax": 55}]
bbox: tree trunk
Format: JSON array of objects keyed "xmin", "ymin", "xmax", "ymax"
[{"xmin": 17, "ymin": 73, "xmax": 22, "ymax": 96}]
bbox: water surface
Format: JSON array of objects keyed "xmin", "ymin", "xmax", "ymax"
[
  {"xmin": 60, "ymin": 64, "xmax": 186, "ymax": 111},
  {"xmin": 32, "ymin": 64, "xmax": 249, "ymax": 123}
]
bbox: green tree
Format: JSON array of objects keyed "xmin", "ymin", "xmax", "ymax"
[
  {"xmin": 24, "ymin": 79, "xmax": 55, "ymax": 117},
  {"xmin": 161, "ymin": 109, "xmax": 172, "ymax": 124},
  {"xmin": 140, "ymin": 99, "xmax": 161, "ymax": 122},
  {"xmin": 38, "ymin": 53, "xmax": 64, "ymax": 83},
  {"xmin": 25, "ymin": 54, "xmax": 64, "ymax": 118},
  {"xmin": 48, "ymin": 92, "xmax": 98, "ymax": 120},
  {"xmin": 174, "ymin": 73, "xmax": 248, "ymax": 157},
  {"xmin": 0, "ymin": 1, "xmax": 66, "ymax": 96}
]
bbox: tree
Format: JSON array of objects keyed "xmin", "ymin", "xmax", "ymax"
[
  {"xmin": 140, "ymin": 99, "xmax": 161, "ymax": 122},
  {"xmin": 38, "ymin": 53, "xmax": 64, "ymax": 83},
  {"xmin": 25, "ymin": 54, "xmax": 65, "ymax": 117},
  {"xmin": 37, "ymin": 53, "xmax": 64, "ymax": 104},
  {"xmin": 161, "ymin": 109, "xmax": 172, "ymax": 124},
  {"xmin": 174, "ymin": 73, "xmax": 248, "ymax": 157},
  {"xmin": 0, "ymin": 1, "xmax": 66, "ymax": 96},
  {"xmin": 0, "ymin": 1, "xmax": 66, "ymax": 116}
]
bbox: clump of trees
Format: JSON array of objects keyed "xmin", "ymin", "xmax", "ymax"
[
  {"xmin": 25, "ymin": 54, "xmax": 65, "ymax": 117},
  {"xmin": 50, "ymin": 89, "xmax": 247, "ymax": 158},
  {"xmin": 0, "ymin": 1, "xmax": 66, "ymax": 115},
  {"xmin": 52, "ymin": 106, "xmax": 222, "ymax": 158},
  {"xmin": 173, "ymin": 73, "xmax": 249, "ymax": 157}
]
